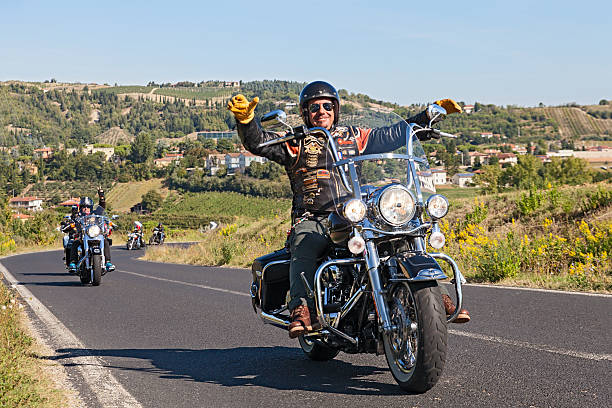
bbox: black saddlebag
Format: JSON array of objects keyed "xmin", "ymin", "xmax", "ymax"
[{"xmin": 251, "ymin": 248, "xmax": 291, "ymax": 312}]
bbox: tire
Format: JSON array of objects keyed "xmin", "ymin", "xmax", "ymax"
[
  {"xmin": 298, "ymin": 335, "xmax": 339, "ymax": 361},
  {"xmin": 127, "ymin": 238, "xmax": 133, "ymax": 250},
  {"xmin": 149, "ymin": 236, "xmax": 154, "ymax": 245},
  {"xmin": 91, "ymin": 254, "xmax": 102, "ymax": 286},
  {"xmin": 383, "ymin": 281, "xmax": 447, "ymax": 393},
  {"xmin": 79, "ymin": 272, "xmax": 89, "ymax": 284}
]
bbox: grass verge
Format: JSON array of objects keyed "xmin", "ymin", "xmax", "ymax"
[{"xmin": 0, "ymin": 282, "xmax": 69, "ymax": 407}]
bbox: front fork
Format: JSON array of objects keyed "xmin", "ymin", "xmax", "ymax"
[{"xmin": 364, "ymin": 240, "xmax": 394, "ymax": 334}]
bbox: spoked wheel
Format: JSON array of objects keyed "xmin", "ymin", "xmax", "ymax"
[
  {"xmin": 298, "ymin": 335, "xmax": 339, "ymax": 361},
  {"xmin": 383, "ymin": 281, "xmax": 447, "ymax": 393}
]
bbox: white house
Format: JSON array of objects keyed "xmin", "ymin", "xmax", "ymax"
[
  {"xmin": 66, "ymin": 144, "xmax": 115, "ymax": 161},
  {"xmin": 225, "ymin": 153, "xmax": 242, "ymax": 172},
  {"xmin": 9, "ymin": 196, "xmax": 43, "ymax": 212},
  {"xmin": 451, "ymin": 173, "xmax": 475, "ymax": 187},
  {"xmin": 430, "ymin": 168, "xmax": 447, "ymax": 185},
  {"xmin": 206, "ymin": 153, "xmax": 226, "ymax": 175},
  {"xmin": 497, "ymin": 153, "xmax": 518, "ymax": 166},
  {"xmin": 239, "ymin": 152, "xmax": 266, "ymax": 169}
]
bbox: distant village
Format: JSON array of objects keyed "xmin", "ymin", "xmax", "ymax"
[{"xmin": 5, "ymin": 128, "xmax": 611, "ymax": 218}]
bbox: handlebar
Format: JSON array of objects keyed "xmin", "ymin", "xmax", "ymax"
[{"xmin": 431, "ymin": 129, "xmax": 457, "ymax": 139}]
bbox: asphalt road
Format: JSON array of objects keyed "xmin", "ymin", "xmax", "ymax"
[{"xmin": 1, "ymin": 247, "xmax": 611, "ymax": 408}]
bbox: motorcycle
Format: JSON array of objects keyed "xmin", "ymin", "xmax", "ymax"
[
  {"xmin": 73, "ymin": 214, "xmax": 112, "ymax": 285},
  {"xmin": 148, "ymin": 229, "xmax": 165, "ymax": 245},
  {"xmin": 126, "ymin": 231, "xmax": 145, "ymax": 250},
  {"xmin": 249, "ymin": 104, "xmax": 465, "ymax": 392}
]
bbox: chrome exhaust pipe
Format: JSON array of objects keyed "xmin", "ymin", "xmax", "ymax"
[{"xmin": 260, "ymin": 311, "xmax": 290, "ymax": 330}]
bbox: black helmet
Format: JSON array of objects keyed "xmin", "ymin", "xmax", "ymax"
[
  {"xmin": 79, "ymin": 197, "xmax": 93, "ymax": 212},
  {"xmin": 299, "ymin": 81, "xmax": 340, "ymax": 127}
]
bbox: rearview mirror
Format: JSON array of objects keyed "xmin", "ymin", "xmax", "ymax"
[
  {"xmin": 260, "ymin": 110, "xmax": 290, "ymax": 131},
  {"xmin": 427, "ymin": 104, "xmax": 447, "ymax": 125}
]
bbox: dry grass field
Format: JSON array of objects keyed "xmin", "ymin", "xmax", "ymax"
[{"xmin": 106, "ymin": 178, "xmax": 167, "ymax": 212}]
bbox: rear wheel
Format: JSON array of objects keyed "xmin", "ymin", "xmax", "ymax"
[
  {"xmin": 383, "ymin": 281, "xmax": 447, "ymax": 393},
  {"xmin": 91, "ymin": 254, "xmax": 102, "ymax": 286},
  {"xmin": 298, "ymin": 335, "xmax": 339, "ymax": 361}
]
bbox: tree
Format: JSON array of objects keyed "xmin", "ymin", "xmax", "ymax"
[
  {"xmin": 141, "ymin": 190, "xmax": 163, "ymax": 212},
  {"xmin": 216, "ymin": 139, "xmax": 235, "ymax": 153},
  {"xmin": 130, "ymin": 133, "xmax": 154, "ymax": 163},
  {"xmin": 474, "ymin": 165, "xmax": 502, "ymax": 194}
]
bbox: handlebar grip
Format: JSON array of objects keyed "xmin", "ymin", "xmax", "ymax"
[{"xmin": 431, "ymin": 129, "xmax": 457, "ymax": 139}]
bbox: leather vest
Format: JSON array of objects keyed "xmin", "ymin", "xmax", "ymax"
[{"xmin": 287, "ymin": 126, "xmax": 359, "ymax": 214}]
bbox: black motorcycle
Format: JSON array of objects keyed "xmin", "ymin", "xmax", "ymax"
[
  {"xmin": 149, "ymin": 229, "xmax": 165, "ymax": 245},
  {"xmin": 73, "ymin": 214, "xmax": 111, "ymax": 285},
  {"xmin": 249, "ymin": 104, "xmax": 465, "ymax": 392}
]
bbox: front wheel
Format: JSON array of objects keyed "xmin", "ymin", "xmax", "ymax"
[
  {"xmin": 91, "ymin": 254, "xmax": 102, "ymax": 286},
  {"xmin": 383, "ymin": 281, "xmax": 447, "ymax": 393},
  {"xmin": 298, "ymin": 336, "xmax": 339, "ymax": 361}
]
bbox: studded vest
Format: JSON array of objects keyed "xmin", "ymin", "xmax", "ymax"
[{"xmin": 286, "ymin": 126, "xmax": 364, "ymax": 214}]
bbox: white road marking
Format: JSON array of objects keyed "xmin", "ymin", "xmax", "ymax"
[
  {"xmin": 118, "ymin": 270, "xmax": 250, "ymax": 297},
  {"xmin": 457, "ymin": 282, "xmax": 612, "ymax": 298},
  {"xmin": 120, "ymin": 268, "xmax": 612, "ymax": 363},
  {"xmin": 0, "ymin": 262, "xmax": 143, "ymax": 408},
  {"xmin": 449, "ymin": 329, "xmax": 612, "ymax": 362}
]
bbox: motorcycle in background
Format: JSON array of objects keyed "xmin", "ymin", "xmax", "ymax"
[
  {"xmin": 149, "ymin": 229, "xmax": 165, "ymax": 245},
  {"xmin": 73, "ymin": 214, "xmax": 112, "ymax": 285},
  {"xmin": 126, "ymin": 222, "xmax": 145, "ymax": 250}
]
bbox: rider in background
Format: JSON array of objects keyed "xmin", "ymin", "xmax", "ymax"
[
  {"xmin": 152, "ymin": 222, "xmax": 165, "ymax": 243},
  {"xmin": 228, "ymin": 81, "xmax": 470, "ymax": 338},
  {"xmin": 133, "ymin": 221, "xmax": 145, "ymax": 247},
  {"xmin": 68, "ymin": 188, "xmax": 115, "ymax": 273}
]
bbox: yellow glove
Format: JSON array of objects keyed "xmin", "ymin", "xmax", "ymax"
[
  {"xmin": 434, "ymin": 98, "xmax": 462, "ymax": 114},
  {"xmin": 227, "ymin": 94, "xmax": 259, "ymax": 124}
]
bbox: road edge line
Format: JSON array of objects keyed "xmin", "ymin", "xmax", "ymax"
[{"xmin": 0, "ymin": 261, "xmax": 143, "ymax": 408}]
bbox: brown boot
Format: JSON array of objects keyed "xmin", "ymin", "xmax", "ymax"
[
  {"xmin": 442, "ymin": 294, "xmax": 470, "ymax": 323},
  {"xmin": 288, "ymin": 305, "xmax": 312, "ymax": 339},
  {"xmin": 309, "ymin": 311, "xmax": 321, "ymax": 331}
]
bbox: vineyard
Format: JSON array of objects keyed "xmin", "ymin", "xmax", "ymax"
[
  {"xmin": 541, "ymin": 107, "xmax": 612, "ymax": 139},
  {"xmin": 94, "ymin": 86, "xmax": 156, "ymax": 95},
  {"xmin": 153, "ymin": 87, "xmax": 233, "ymax": 101},
  {"xmin": 26, "ymin": 180, "xmax": 112, "ymax": 202}
]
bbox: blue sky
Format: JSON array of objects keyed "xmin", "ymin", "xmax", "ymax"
[{"xmin": 1, "ymin": 0, "xmax": 610, "ymax": 107}]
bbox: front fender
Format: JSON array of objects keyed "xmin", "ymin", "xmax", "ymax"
[{"xmin": 394, "ymin": 253, "xmax": 448, "ymax": 281}]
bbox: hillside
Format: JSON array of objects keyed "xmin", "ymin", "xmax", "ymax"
[
  {"xmin": 542, "ymin": 107, "xmax": 612, "ymax": 139},
  {"xmin": 1, "ymin": 80, "xmax": 611, "ymax": 150},
  {"xmin": 95, "ymin": 126, "xmax": 133, "ymax": 145},
  {"xmin": 106, "ymin": 178, "xmax": 167, "ymax": 212}
]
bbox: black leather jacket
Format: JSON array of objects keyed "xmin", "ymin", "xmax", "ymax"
[{"xmin": 236, "ymin": 111, "xmax": 431, "ymax": 216}]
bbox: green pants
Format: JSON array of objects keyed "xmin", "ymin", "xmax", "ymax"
[{"xmin": 288, "ymin": 215, "xmax": 330, "ymax": 312}]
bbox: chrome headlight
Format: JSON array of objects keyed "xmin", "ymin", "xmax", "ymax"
[
  {"xmin": 87, "ymin": 225, "xmax": 101, "ymax": 238},
  {"xmin": 425, "ymin": 194, "xmax": 449, "ymax": 219},
  {"xmin": 343, "ymin": 199, "xmax": 367, "ymax": 223},
  {"xmin": 377, "ymin": 185, "xmax": 416, "ymax": 226}
]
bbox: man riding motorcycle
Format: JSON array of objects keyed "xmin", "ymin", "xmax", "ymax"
[
  {"xmin": 131, "ymin": 221, "xmax": 145, "ymax": 248},
  {"xmin": 228, "ymin": 81, "xmax": 470, "ymax": 339},
  {"xmin": 68, "ymin": 188, "xmax": 115, "ymax": 273},
  {"xmin": 151, "ymin": 222, "xmax": 165, "ymax": 244}
]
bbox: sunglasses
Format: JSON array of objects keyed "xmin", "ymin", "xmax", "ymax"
[{"xmin": 308, "ymin": 102, "xmax": 334, "ymax": 113}]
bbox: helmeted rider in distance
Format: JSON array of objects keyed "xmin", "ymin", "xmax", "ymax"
[
  {"xmin": 68, "ymin": 188, "xmax": 115, "ymax": 273},
  {"xmin": 60, "ymin": 205, "xmax": 79, "ymax": 268},
  {"xmin": 228, "ymin": 81, "xmax": 470, "ymax": 339}
]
